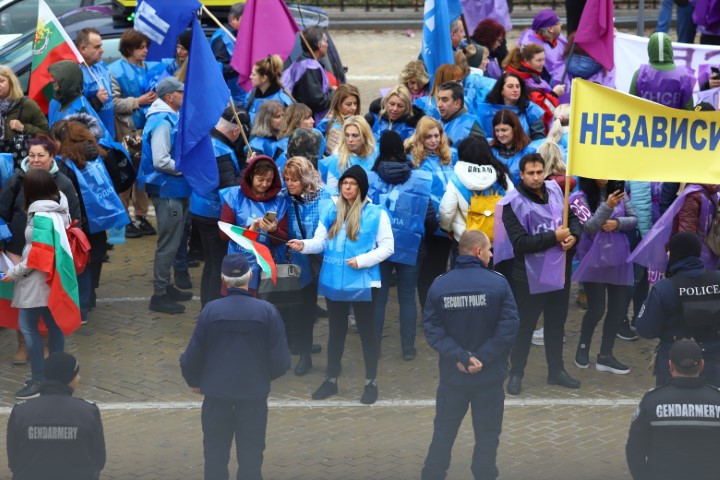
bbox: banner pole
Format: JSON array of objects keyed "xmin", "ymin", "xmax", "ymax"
[
  {"xmin": 202, "ymin": 5, "xmax": 235, "ymax": 42},
  {"xmin": 228, "ymin": 100, "xmax": 251, "ymax": 151},
  {"xmin": 563, "ymin": 78, "xmax": 577, "ymax": 229}
]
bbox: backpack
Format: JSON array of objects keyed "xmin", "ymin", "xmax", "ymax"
[
  {"xmin": 66, "ymin": 220, "xmax": 91, "ymax": 274},
  {"xmin": 466, "ymin": 189, "xmax": 503, "ymax": 241}
]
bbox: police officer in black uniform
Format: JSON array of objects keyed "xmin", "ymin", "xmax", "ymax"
[
  {"xmin": 636, "ymin": 232, "xmax": 720, "ymax": 386},
  {"xmin": 6, "ymin": 352, "xmax": 106, "ymax": 480},
  {"xmin": 626, "ymin": 338, "xmax": 720, "ymax": 480},
  {"xmin": 421, "ymin": 230, "xmax": 520, "ymax": 480}
]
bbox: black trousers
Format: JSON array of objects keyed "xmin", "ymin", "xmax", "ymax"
[
  {"xmin": 417, "ymin": 235, "xmax": 452, "ymax": 309},
  {"xmin": 422, "ymin": 383, "xmax": 504, "ymax": 480},
  {"xmin": 284, "ymin": 278, "xmax": 319, "ymax": 355},
  {"xmin": 510, "ymin": 279, "xmax": 570, "ymax": 377},
  {"xmin": 579, "ymin": 282, "xmax": 630, "ymax": 355},
  {"xmin": 202, "ymin": 396, "xmax": 268, "ymax": 480},
  {"xmin": 325, "ymin": 290, "xmax": 379, "ymax": 379},
  {"xmin": 193, "ymin": 214, "xmax": 228, "ymax": 308}
]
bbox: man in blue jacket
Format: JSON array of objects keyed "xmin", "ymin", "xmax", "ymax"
[
  {"xmin": 180, "ymin": 253, "xmax": 290, "ymax": 480},
  {"xmin": 421, "ymin": 230, "xmax": 519, "ymax": 480}
]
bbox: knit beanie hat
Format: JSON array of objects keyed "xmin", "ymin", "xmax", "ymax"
[
  {"xmin": 667, "ymin": 232, "xmax": 702, "ymax": 268},
  {"xmin": 339, "ymin": 165, "xmax": 369, "ymax": 201},
  {"xmin": 44, "ymin": 352, "xmax": 80, "ymax": 385}
]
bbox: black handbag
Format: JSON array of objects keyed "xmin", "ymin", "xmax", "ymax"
[
  {"xmin": 257, "ymin": 246, "xmax": 305, "ymax": 308},
  {"xmin": 0, "ymin": 97, "xmax": 30, "ymax": 169},
  {"xmin": 102, "ymin": 145, "xmax": 137, "ymax": 193}
]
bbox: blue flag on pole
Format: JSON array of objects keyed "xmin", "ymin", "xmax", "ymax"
[
  {"xmin": 448, "ymin": 0, "xmax": 463, "ymax": 21},
  {"xmin": 176, "ymin": 17, "xmax": 230, "ymax": 196},
  {"xmin": 422, "ymin": 0, "xmax": 454, "ymax": 88},
  {"xmin": 134, "ymin": 0, "xmax": 200, "ymax": 61}
]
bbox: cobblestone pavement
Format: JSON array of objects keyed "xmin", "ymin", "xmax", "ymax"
[{"xmin": 0, "ymin": 30, "xmax": 658, "ymax": 479}]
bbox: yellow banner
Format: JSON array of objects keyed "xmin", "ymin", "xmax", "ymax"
[{"xmin": 568, "ymin": 79, "xmax": 720, "ymax": 183}]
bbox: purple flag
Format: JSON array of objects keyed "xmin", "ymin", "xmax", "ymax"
[
  {"xmin": 230, "ymin": 0, "xmax": 299, "ymax": 91},
  {"xmin": 575, "ymin": 0, "xmax": 615, "ymax": 71},
  {"xmin": 460, "ymin": 0, "xmax": 512, "ymax": 33}
]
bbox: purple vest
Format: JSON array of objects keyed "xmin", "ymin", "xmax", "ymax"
[
  {"xmin": 281, "ymin": 58, "xmax": 331, "ymax": 123},
  {"xmin": 628, "ymin": 185, "xmax": 719, "ymax": 272},
  {"xmin": 517, "ymin": 29, "xmax": 568, "ymax": 83},
  {"xmin": 494, "ymin": 180, "xmax": 566, "ymax": 294},
  {"xmin": 569, "ymin": 193, "xmax": 633, "ymax": 285},
  {"xmin": 485, "ymin": 58, "xmax": 502, "ymax": 80},
  {"xmin": 636, "ymin": 65, "xmax": 696, "ymax": 109}
]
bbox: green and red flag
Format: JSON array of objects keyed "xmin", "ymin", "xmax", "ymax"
[
  {"xmin": 0, "ymin": 279, "xmax": 18, "ymax": 329},
  {"xmin": 26, "ymin": 212, "xmax": 81, "ymax": 335},
  {"xmin": 218, "ymin": 221, "xmax": 277, "ymax": 284},
  {"xmin": 29, "ymin": 0, "xmax": 85, "ymax": 114}
]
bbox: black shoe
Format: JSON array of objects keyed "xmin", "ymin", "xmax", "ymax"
[
  {"xmin": 506, "ymin": 374, "xmax": 522, "ymax": 395},
  {"xmin": 402, "ymin": 346, "xmax": 417, "ymax": 361},
  {"xmin": 311, "ymin": 343, "xmax": 322, "ymax": 354},
  {"xmin": 616, "ymin": 321, "xmax": 638, "ymax": 341},
  {"xmin": 174, "ymin": 270, "xmax": 193, "ymax": 290},
  {"xmin": 125, "ymin": 222, "xmax": 143, "ymax": 238},
  {"xmin": 548, "ymin": 370, "xmax": 581, "ymax": 389},
  {"xmin": 15, "ymin": 379, "xmax": 41, "ymax": 400},
  {"xmin": 136, "ymin": 216, "xmax": 156, "ymax": 236},
  {"xmin": 187, "ymin": 259, "xmax": 201, "ymax": 268},
  {"xmin": 312, "ymin": 380, "xmax": 338, "ymax": 400},
  {"xmin": 575, "ymin": 344, "xmax": 590, "ymax": 369},
  {"xmin": 315, "ymin": 305, "xmax": 328, "ymax": 317},
  {"xmin": 149, "ymin": 294, "xmax": 185, "ymax": 314},
  {"xmin": 596, "ymin": 353, "xmax": 630, "ymax": 375},
  {"xmin": 295, "ymin": 354, "xmax": 312, "ymax": 376},
  {"xmin": 361, "ymin": 382, "xmax": 378, "ymax": 405},
  {"xmin": 166, "ymin": 285, "xmax": 193, "ymax": 302}
]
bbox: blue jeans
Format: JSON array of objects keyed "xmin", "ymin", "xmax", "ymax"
[
  {"xmin": 656, "ymin": 0, "xmax": 673, "ymax": 33},
  {"xmin": 19, "ymin": 307, "xmax": 64, "ymax": 381},
  {"xmin": 78, "ymin": 268, "xmax": 92, "ymax": 323},
  {"xmin": 375, "ymin": 260, "xmax": 419, "ymax": 349},
  {"xmin": 657, "ymin": 1, "xmax": 696, "ymax": 43}
]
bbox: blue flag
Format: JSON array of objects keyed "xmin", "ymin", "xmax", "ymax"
[
  {"xmin": 176, "ymin": 17, "xmax": 230, "ymax": 196},
  {"xmin": 134, "ymin": 0, "xmax": 200, "ymax": 61},
  {"xmin": 448, "ymin": 0, "xmax": 463, "ymax": 21},
  {"xmin": 422, "ymin": 0, "xmax": 454, "ymax": 88}
]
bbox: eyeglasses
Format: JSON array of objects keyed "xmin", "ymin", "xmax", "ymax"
[{"xmin": 341, "ymin": 181, "xmax": 358, "ymax": 187}]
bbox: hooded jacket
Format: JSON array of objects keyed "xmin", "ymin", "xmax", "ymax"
[
  {"xmin": 48, "ymin": 60, "xmax": 84, "ymax": 109},
  {"xmin": 439, "ymin": 161, "xmax": 514, "ymax": 239}
]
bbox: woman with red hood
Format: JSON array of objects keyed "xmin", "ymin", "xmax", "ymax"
[
  {"xmin": 503, "ymin": 43, "xmax": 564, "ymax": 133},
  {"xmin": 220, "ymin": 155, "xmax": 289, "ymax": 295}
]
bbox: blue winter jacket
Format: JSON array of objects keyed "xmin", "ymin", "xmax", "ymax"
[{"xmin": 423, "ymin": 255, "xmax": 519, "ymax": 387}]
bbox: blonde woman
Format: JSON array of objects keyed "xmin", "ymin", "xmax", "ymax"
[
  {"xmin": 321, "ymin": 115, "xmax": 376, "ymax": 190},
  {"xmin": 364, "ymin": 85, "xmax": 418, "ymax": 142},
  {"xmin": 546, "ymin": 103, "xmax": 570, "ymax": 159},
  {"xmin": 288, "ymin": 165, "xmax": 394, "ymax": 404},
  {"xmin": 405, "ymin": 116, "xmax": 457, "ymax": 308},
  {"xmin": 317, "ymin": 84, "xmax": 361, "ymax": 155},
  {"xmin": 249, "ymin": 100, "xmax": 285, "ymax": 158},
  {"xmin": 399, "ymin": 60, "xmax": 430, "ymax": 101},
  {"xmin": 0, "ymin": 66, "xmax": 48, "ymax": 141}
]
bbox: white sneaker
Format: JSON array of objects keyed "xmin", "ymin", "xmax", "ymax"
[{"xmin": 532, "ymin": 328, "xmax": 544, "ymax": 346}]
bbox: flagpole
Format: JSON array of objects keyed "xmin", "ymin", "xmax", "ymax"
[
  {"xmin": 201, "ymin": 5, "xmax": 236, "ymax": 42},
  {"xmin": 228, "ymin": 100, "xmax": 252, "ymax": 151},
  {"xmin": 459, "ymin": 14, "xmax": 471, "ymax": 42},
  {"xmin": 299, "ymin": 32, "xmax": 319, "ymax": 61},
  {"xmin": 563, "ymin": 78, "xmax": 577, "ymax": 229},
  {"xmin": 80, "ymin": 62, "xmax": 101, "ymax": 86}
]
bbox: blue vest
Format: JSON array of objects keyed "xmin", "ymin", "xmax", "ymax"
[
  {"xmin": 220, "ymin": 186, "xmax": 289, "ymax": 291},
  {"xmin": 248, "ymin": 136, "xmax": 279, "ymax": 159},
  {"xmin": 443, "ymin": 112, "xmax": 479, "ymax": 146},
  {"xmin": 248, "ymin": 89, "xmax": 294, "ymax": 124},
  {"xmin": 369, "ymin": 113, "xmax": 416, "ymax": 143},
  {"xmin": 82, "ymin": 62, "xmax": 115, "ymax": 139},
  {"xmin": 190, "ymin": 138, "xmax": 240, "ymax": 218},
  {"xmin": 475, "ymin": 102, "xmax": 544, "ymax": 140},
  {"xmin": 48, "ymin": 96, "xmax": 114, "ymax": 146},
  {"xmin": 107, "ymin": 59, "xmax": 167, "ymax": 129},
  {"xmin": 324, "ymin": 152, "xmax": 377, "ymax": 189},
  {"xmin": 139, "ymin": 110, "xmax": 191, "ymax": 198},
  {"xmin": 413, "ymin": 150, "xmax": 458, "ymax": 236},
  {"xmin": 464, "ymin": 74, "xmax": 496, "ymax": 117},
  {"xmin": 318, "ymin": 201, "xmax": 383, "ymax": 301},
  {"xmin": 491, "ymin": 144, "xmax": 536, "ymax": 186},
  {"xmin": 276, "ymin": 189, "xmax": 333, "ymax": 288},
  {"xmin": 368, "ymin": 170, "xmax": 432, "ymax": 265},
  {"xmin": 413, "ymin": 95, "xmax": 441, "ymax": 120},
  {"xmin": 209, "ymin": 28, "xmax": 247, "ymax": 104}
]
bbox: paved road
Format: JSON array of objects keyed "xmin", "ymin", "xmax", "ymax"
[{"xmin": 0, "ymin": 29, "xmax": 660, "ymax": 479}]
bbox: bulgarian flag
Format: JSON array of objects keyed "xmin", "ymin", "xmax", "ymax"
[
  {"xmin": 29, "ymin": 0, "xmax": 85, "ymax": 114},
  {"xmin": 0, "ymin": 280, "xmax": 18, "ymax": 329},
  {"xmin": 218, "ymin": 221, "xmax": 277, "ymax": 284},
  {"xmin": 26, "ymin": 212, "xmax": 81, "ymax": 335}
]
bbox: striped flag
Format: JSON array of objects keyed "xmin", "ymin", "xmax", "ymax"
[
  {"xmin": 0, "ymin": 280, "xmax": 18, "ymax": 329},
  {"xmin": 422, "ymin": 0, "xmax": 454, "ymax": 87},
  {"xmin": 29, "ymin": 0, "xmax": 85, "ymax": 114},
  {"xmin": 27, "ymin": 212, "xmax": 81, "ymax": 335},
  {"xmin": 218, "ymin": 221, "xmax": 277, "ymax": 284}
]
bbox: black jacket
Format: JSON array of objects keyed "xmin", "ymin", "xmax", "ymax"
[
  {"xmin": 212, "ymin": 129, "xmax": 246, "ymax": 187},
  {"xmin": 626, "ymin": 376, "xmax": 720, "ymax": 480},
  {"xmin": 290, "ymin": 51, "xmax": 333, "ymax": 117},
  {"xmin": 423, "ymin": 255, "xmax": 519, "ymax": 387},
  {"xmin": 180, "ymin": 289, "xmax": 290, "ymax": 399},
  {"xmin": 7, "ymin": 381, "xmax": 106, "ymax": 480},
  {"xmin": 501, "ymin": 182, "xmax": 581, "ymax": 285},
  {"xmin": 211, "ymin": 29, "xmax": 238, "ymax": 80}
]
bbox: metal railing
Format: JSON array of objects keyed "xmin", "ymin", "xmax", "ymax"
[{"xmin": 302, "ymin": 0, "xmax": 659, "ymax": 13}]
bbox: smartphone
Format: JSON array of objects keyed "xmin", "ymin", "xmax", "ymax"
[
  {"xmin": 607, "ymin": 180, "xmax": 625, "ymax": 194},
  {"xmin": 264, "ymin": 211, "xmax": 277, "ymax": 222},
  {"xmin": 712, "ymin": 67, "xmax": 720, "ymax": 78}
]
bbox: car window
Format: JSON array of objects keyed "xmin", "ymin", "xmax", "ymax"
[
  {"xmin": 0, "ymin": 0, "xmax": 85, "ymax": 36},
  {"xmin": 101, "ymin": 38, "xmax": 121, "ymax": 66}
]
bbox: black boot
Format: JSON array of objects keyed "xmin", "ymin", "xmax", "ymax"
[{"xmin": 294, "ymin": 354, "xmax": 312, "ymax": 376}]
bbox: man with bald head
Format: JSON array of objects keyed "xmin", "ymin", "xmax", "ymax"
[{"xmin": 422, "ymin": 230, "xmax": 519, "ymax": 480}]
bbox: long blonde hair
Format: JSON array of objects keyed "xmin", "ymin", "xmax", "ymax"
[
  {"xmin": 327, "ymin": 190, "xmax": 364, "ymax": 241},
  {"xmin": 337, "ymin": 116, "xmax": 374, "ymax": 172},
  {"xmin": 0, "ymin": 66, "xmax": 24, "ymax": 101},
  {"xmin": 538, "ymin": 141, "xmax": 566, "ymax": 177},
  {"xmin": 405, "ymin": 116, "xmax": 452, "ymax": 167},
  {"xmin": 547, "ymin": 104, "xmax": 570, "ymax": 144}
]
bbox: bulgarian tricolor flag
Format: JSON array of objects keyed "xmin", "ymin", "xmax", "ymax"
[
  {"xmin": 26, "ymin": 212, "xmax": 81, "ymax": 335},
  {"xmin": 218, "ymin": 221, "xmax": 277, "ymax": 284},
  {"xmin": 0, "ymin": 280, "xmax": 18, "ymax": 329},
  {"xmin": 29, "ymin": 0, "xmax": 85, "ymax": 114}
]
